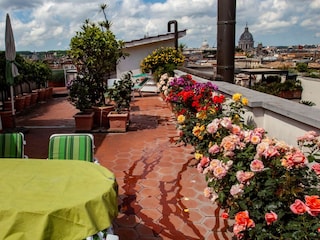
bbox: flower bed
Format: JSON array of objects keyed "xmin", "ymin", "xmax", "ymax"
[{"xmin": 160, "ymin": 73, "xmax": 320, "ymax": 239}]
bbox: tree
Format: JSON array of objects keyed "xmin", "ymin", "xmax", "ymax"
[
  {"xmin": 296, "ymin": 62, "xmax": 308, "ymax": 73},
  {"xmin": 68, "ymin": 5, "xmax": 127, "ymax": 108}
]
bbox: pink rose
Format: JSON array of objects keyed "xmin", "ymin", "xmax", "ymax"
[
  {"xmin": 250, "ymin": 134, "xmax": 261, "ymax": 145},
  {"xmin": 208, "ymin": 144, "xmax": 220, "ymax": 154},
  {"xmin": 206, "ymin": 119, "xmax": 219, "ymax": 134},
  {"xmin": 291, "ymin": 151, "xmax": 307, "ymax": 165},
  {"xmin": 297, "ymin": 131, "xmax": 319, "ymax": 141},
  {"xmin": 230, "ymin": 183, "xmax": 244, "ymax": 197},
  {"xmin": 220, "ymin": 117, "xmax": 232, "ymax": 129},
  {"xmin": 290, "ymin": 199, "xmax": 307, "ymax": 215},
  {"xmin": 209, "ymin": 159, "xmax": 221, "ymax": 170},
  {"xmin": 213, "ymin": 165, "xmax": 227, "ymax": 179},
  {"xmin": 221, "ymin": 136, "xmax": 236, "ymax": 152},
  {"xmin": 200, "ymin": 156, "xmax": 210, "ymax": 167},
  {"xmin": 250, "ymin": 159, "xmax": 264, "ymax": 172},
  {"xmin": 231, "ymin": 124, "xmax": 241, "ymax": 135},
  {"xmin": 203, "ymin": 187, "xmax": 212, "ymax": 198},
  {"xmin": 236, "ymin": 170, "xmax": 254, "ymax": 183},
  {"xmin": 233, "ymin": 223, "xmax": 245, "ymax": 239},
  {"xmin": 312, "ymin": 163, "xmax": 320, "ymax": 175},
  {"xmin": 265, "ymin": 211, "xmax": 278, "ymax": 225},
  {"xmin": 262, "ymin": 145, "xmax": 280, "ymax": 159},
  {"xmin": 197, "ymin": 163, "xmax": 203, "ymax": 173}
]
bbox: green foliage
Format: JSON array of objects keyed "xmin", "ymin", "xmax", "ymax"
[
  {"xmin": 300, "ymin": 100, "xmax": 316, "ymax": 106},
  {"xmin": 51, "ymin": 69, "xmax": 65, "ymax": 83},
  {"xmin": 68, "ymin": 74, "xmax": 95, "ymax": 112},
  {"xmin": 296, "ymin": 62, "xmax": 308, "ymax": 72},
  {"xmin": 105, "ymin": 71, "xmax": 133, "ymax": 113},
  {"xmin": 252, "ymin": 79, "xmax": 303, "ymax": 96},
  {"xmin": 68, "ymin": 5, "xmax": 127, "ymax": 109},
  {"xmin": 0, "ymin": 52, "xmax": 51, "ymax": 91}
]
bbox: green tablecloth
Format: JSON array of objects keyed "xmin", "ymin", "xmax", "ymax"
[{"xmin": 0, "ymin": 159, "xmax": 118, "ymax": 240}]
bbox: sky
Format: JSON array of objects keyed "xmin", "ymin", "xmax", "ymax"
[{"xmin": 0, "ymin": 0, "xmax": 319, "ymax": 52}]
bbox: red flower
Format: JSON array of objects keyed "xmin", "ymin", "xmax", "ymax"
[{"xmin": 221, "ymin": 212, "xmax": 229, "ymax": 219}]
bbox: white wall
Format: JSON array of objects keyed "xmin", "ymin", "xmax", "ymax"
[
  {"xmin": 117, "ymin": 40, "xmax": 175, "ymax": 78},
  {"xmin": 299, "ymin": 76, "xmax": 320, "ymax": 108},
  {"xmin": 175, "ymin": 70, "xmax": 320, "ymax": 147}
]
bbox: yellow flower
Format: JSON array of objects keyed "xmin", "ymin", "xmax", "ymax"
[
  {"xmin": 192, "ymin": 125, "xmax": 201, "ymax": 137},
  {"xmin": 242, "ymin": 97, "xmax": 248, "ymax": 106},
  {"xmin": 177, "ymin": 115, "xmax": 186, "ymax": 124},
  {"xmin": 196, "ymin": 111, "xmax": 207, "ymax": 120},
  {"xmin": 195, "ymin": 152, "xmax": 203, "ymax": 160},
  {"xmin": 232, "ymin": 93, "xmax": 242, "ymax": 102},
  {"xmin": 208, "ymin": 107, "xmax": 216, "ymax": 115}
]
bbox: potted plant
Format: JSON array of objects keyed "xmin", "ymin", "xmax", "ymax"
[
  {"xmin": 105, "ymin": 72, "xmax": 133, "ymax": 132},
  {"xmin": 140, "ymin": 47, "xmax": 185, "ymax": 82},
  {"xmin": 252, "ymin": 79, "xmax": 303, "ymax": 99},
  {"xmin": 68, "ymin": 73, "xmax": 95, "ymax": 132},
  {"xmin": 68, "ymin": 5, "xmax": 127, "ymax": 130}
]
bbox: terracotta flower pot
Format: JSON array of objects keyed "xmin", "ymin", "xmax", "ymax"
[
  {"xmin": 107, "ymin": 111, "xmax": 129, "ymax": 132},
  {"xmin": 23, "ymin": 94, "xmax": 32, "ymax": 108},
  {"xmin": 73, "ymin": 111, "xmax": 94, "ymax": 132},
  {"xmin": 92, "ymin": 105, "xmax": 114, "ymax": 129},
  {"xmin": 30, "ymin": 92, "xmax": 38, "ymax": 105},
  {"xmin": 14, "ymin": 96, "xmax": 26, "ymax": 113},
  {"xmin": 0, "ymin": 111, "xmax": 15, "ymax": 129}
]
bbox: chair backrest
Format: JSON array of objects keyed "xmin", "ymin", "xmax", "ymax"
[
  {"xmin": 48, "ymin": 134, "xmax": 95, "ymax": 161},
  {"xmin": 133, "ymin": 77, "xmax": 150, "ymax": 89},
  {"xmin": 0, "ymin": 132, "xmax": 25, "ymax": 158}
]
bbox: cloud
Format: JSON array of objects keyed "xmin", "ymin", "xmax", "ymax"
[{"xmin": 0, "ymin": 0, "xmax": 319, "ymax": 51}]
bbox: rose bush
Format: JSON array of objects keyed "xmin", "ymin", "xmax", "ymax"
[{"xmin": 163, "ymin": 73, "xmax": 320, "ymax": 239}]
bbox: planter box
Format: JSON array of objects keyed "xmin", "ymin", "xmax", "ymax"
[
  {"xmin": 92, "ymin": 105, "xmax": 114, "ymax": 129},
  {"xmin": 277, "ymin": 90, "xmax": 302, "ymax": 99},
  {"xmin": 107, "ymin": 111, "xmax": 129, "ymax": 132},
  {"xmin": 0, "ymin": 111, "xmax": 15, "ymax": 129},
  {"xmin": 15, "ymin": 96, "xmax": 26, "ymax": 113},
  {"xmin": 30, "ymin": 92, "xmax": 38, "ymax": 105},
  {"xmin": 73, "ymin": 111, "xmax": 94, "ymax": 132}
]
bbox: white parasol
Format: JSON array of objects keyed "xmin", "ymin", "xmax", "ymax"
[{"xmin": 5, "ymin": 13, "xmax": 19, "ymax": 116}]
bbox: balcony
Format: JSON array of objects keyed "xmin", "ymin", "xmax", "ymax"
[{"xmin": 175, "ymin": 69, "xmax": 320, "ymax": 147}]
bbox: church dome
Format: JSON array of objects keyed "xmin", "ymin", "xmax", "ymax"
[
  {"xmin": 238, "ymin": 24, "xmax": 254, "ymax": 52},
  {"xmin": 200, "ymin": 39, "xmax": 209, "ymax": 49},
  {"xmin": 239, "ymin": 26, "xmax": 253, "ymax": 41}
]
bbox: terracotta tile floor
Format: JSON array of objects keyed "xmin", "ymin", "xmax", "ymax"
[{"xmin": 15, "ymin": 88, "xmax": 234, "ymax": 240}]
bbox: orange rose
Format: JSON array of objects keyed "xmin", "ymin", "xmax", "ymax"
[
  {"xmin": 235, "ymin": 210, "xmax": 255, "ymax": 228},
  {"xmin": 305, "ymin": 195, "xmax": 320, "ymax": 216}
]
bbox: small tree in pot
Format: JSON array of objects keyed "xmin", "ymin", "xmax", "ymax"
[
  {"xmin": 105, "ymin": 72, "xmax": 133, "ymax": 113},
  {"xmin": 68, "ymin": 4, "xmax": 127, "ymax": 130},
  {"xmin": 105, "ymin": 72, "xmax": 133, "ymax": 132}
]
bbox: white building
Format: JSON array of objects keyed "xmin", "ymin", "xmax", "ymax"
[{"xmin": 116, "ymin": 30, "xmax": 187, "ymax": 78}]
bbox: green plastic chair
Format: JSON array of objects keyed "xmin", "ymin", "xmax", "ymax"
[
  {"xmin": 132, "ymin": 77, "xmax": 150, "ymax": 98},
  {"xmin": 0, "ymin": 132, "xmax": 26, "ymax": 158},
  {"xmin": 48, "ymin": 133, "xmax": 97, "ymax": 162}
]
